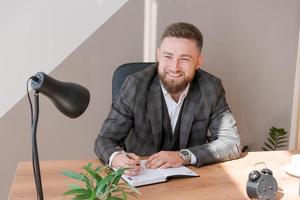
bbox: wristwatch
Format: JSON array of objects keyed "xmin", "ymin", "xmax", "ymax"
[{"xmin": 178, "ymin": 149, "xmax": 192, "ymax": 165}]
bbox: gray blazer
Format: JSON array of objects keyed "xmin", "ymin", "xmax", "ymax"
[{"xmin": 94, "ymin": 64, "xmax": 241, "ymax": 167}]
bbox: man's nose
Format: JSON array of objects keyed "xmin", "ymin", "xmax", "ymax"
[{"xmin": 170, "ymin": 59, "xmax": 180, "ymax": 71}]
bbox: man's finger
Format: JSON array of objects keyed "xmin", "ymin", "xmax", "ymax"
[
  {"xmin": 126, "ymin": 153, "xmax": 141, "ymax": 165},
  {"xmin": 124, "ymin": 157, "xmax": 140, "ymax": 166},
  {"xmin": 145, "ymin": 157, "xmax": 157, "ymax": 168},
  {"xmin": 146, "ymin": 152, "xmax": 160, "ymax": 163},
  {"xmin": 126, "ymin": 153, "xmax": 140, "ymax": 160},
  {"xmin": 159, "ymin": 162, "xmax": 170, "ymax": 169},
  {"xmin": 146, "ymin": 158, "xmax": 165, "ymax": 169}
]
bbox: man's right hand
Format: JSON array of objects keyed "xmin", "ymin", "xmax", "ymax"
[{"xmin": 111, "ymin": 153, "xmax": 141, "ymax": 176}]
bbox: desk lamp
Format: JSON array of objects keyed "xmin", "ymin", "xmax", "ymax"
[{"xmin": 28, "ymin": 72, "xmax": 90, "ymax": 200}]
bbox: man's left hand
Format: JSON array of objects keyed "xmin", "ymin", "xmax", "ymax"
[{"xmin": 145, "ymin": 151, "xmax": 184, "ymax": 169}]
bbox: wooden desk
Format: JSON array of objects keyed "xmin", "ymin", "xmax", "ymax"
[{"xmin": 9, "ymin": 151, "xmax": 300, "ymax": 200}]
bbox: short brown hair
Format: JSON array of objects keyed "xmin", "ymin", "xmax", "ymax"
[{"xmin": 161, "ymin": 22, "xmax": 203, "ymax": 52}]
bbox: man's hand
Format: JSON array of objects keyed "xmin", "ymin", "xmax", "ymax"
[
  {"xmin": 111, "ymin": 153, "xmax": 141, "ymax": 176},
  {"xmin": 145, "ymin": 151, "xmax": 184, "ymax": 169}
]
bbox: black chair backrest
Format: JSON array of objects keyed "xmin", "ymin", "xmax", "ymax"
[{"xmin": 112, "ymin": 62, "xmax": 155, "ymax": 102}]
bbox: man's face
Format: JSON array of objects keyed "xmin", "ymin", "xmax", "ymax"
[{"xmin": 157, "ymin": 37, "xmax": 203, "ymax": 94}]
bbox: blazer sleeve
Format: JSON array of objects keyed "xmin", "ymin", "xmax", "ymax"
[
  {"xmin": 94, "ymin": 75, "xmax": 136, "ymax": 164},
  {"xmin": 189, "ymin": 79, "xmax": 242, "ymax": 167}
]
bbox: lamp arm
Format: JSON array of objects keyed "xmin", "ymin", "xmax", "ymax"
[{"xmin": 32, "ymin": 91, "xmax": 44, "ymax": 200}]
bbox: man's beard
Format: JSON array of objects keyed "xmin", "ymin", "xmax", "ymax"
[{"xmin": 158, "ymin": 70, "xmax": 194, "ymax": 94}]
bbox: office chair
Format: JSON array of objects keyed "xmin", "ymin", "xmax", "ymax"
[{"xmin": 112, "ymin": 62, "xmax": 155, "ymax": 102}]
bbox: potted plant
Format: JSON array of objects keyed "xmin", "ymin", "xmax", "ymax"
[
  {"xmin": 261, "ymin": 127, "xmax": 288, "ymax": 151},
  {"xmin": 62, "ymin": 162, "xmax": 140, "ymax": 200}
]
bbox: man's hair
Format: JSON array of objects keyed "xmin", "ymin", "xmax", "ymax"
[{"xmin": 161, "ymin": 22, "xmax": 203, "ymax": 52}]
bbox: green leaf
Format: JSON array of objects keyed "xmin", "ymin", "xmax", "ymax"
[
  {"xmin": 95, "ymin": 166, "xmax": 101, "ymax": 173},
  {"xmin": 106, "ymin": 184, "xmax": 120, "ymax": 194},
  {"xmin": 83, "ymin": 165, "xmax": 102, "ymax": 182},
  {"xmin": 277, "ymin": 129, "xmax": 286, "ymax": 135},
  {"xmin": 63, "ymin": 188, "xmax": 89, "ymax": 195},
  {"xmin": 277, "ymin": 136, "xmax": 287, "ymax": 141},
  {"xmin": 112, "ymin": 174, "xmax": 123, "ymax": 185},
  {"xmin": 269, "ymin": 133, "xmax": 277, "ymax": 141},
  {"xmin": 267, "ymin": 138, "xmax": 275, "ymax": 146},
  {"xmin": 111, "ymin": 167, "xmax": 129, "ymax": 185},
  {"xmin": 86, "ymin": 162, "xmax": 93, "ymax": 168},
  {"xmin": 276, "ymin": 145, "xmax": 287, "ymax": 149},
  {"xmin": 82, "ymin": 173, "xmax": 93, "ymax": 190},
  {"xmin": 73, "ymin": 194, "xmax": 91, "ymax": 200},
  {"xmin": 264, "ymin": 142, "xmax": 274, "ymax": 150},
  {"xmin": 89, "ymin": 190, "xmax": 96, "ymax": 200},
  {"xmin": 96, "ymin": 174, "xmax": 113, "ymax": 195},
  {"xmin": 68, "ymin": 183, "xmax": 81, "ymax": 190},
  {"xmin": 62, "ymin": 170, "xmax": 84, "ymax": 181},
  {"xmin": 277, "ymin": 140, "xmax": 288, "ymax": 145}
]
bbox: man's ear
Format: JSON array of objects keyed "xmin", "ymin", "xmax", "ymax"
[
  {"xmin": 157, "ymin": 48, "xmax": 160, "ymax": 62},
  {"xmin": 196, "ymin": 54, "xmax": 203, "ymax": 70}
]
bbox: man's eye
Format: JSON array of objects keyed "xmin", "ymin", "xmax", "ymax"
[
  {"xmin": 164, "ymin": 55, "xmax": 172, "ymax": 59},
  {"xmin": 181, "ymin": 58, "xmax": 190, "ymax": 61}
]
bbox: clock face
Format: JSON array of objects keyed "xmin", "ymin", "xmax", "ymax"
[{"xmin": 256, "ymin": 174, "xmax": 278, "ymax": 199}]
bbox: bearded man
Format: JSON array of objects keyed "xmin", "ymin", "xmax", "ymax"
[{"xmin": 94, "ymin": 22, "xmax": 241, "ymax": 175}]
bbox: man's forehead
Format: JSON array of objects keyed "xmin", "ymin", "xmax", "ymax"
[
  {"xmin": 162, "ymin": 51, "xmax": 193, "ymax": 58},
  {"xmin": 161, "ymin": 36, "xmax": 196, "ymax": 44},
  {"xmin": 159, "ymin": 37, "xmax": 200, "ymax": 55}
]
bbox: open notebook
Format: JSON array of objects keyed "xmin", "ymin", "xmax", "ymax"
[{"xmin": 121, "ymin": 160, "xmax": 199, "ymax": 187}]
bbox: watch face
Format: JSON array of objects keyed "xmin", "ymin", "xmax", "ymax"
[
  {"xmin": 181, "ymin": 150, "xmax": 190, "ymax": 156},
  {"xmin": 180, "ymin": 149, "xmax": 191, "ymax": 158}
]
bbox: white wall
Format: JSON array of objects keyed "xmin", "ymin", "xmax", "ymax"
[
  {"xmin": 289, "ymin": 28, "xmax": 300, "ymax": 149},
  {"xmin": 0, "ymin": 0, "xmax": 127, "ymax": 118}
]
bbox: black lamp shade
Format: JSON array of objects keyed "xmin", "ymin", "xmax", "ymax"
[{"xmin": 31, "ymin": 72, "xmax": 90, "ymax": 118}]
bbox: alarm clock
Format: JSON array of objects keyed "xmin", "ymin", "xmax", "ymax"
[{"xmin": 246, "ymin": 162, "xmax": 278, "ymax": 200}]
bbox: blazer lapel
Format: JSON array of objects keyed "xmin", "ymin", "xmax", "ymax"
[
  {"xmin": 179, "ymin": 78, "xmax": 201, "ymax": 149},
  {"xmin": 147, "ymin": 76, "xmax": 163, "ymax": 152}
]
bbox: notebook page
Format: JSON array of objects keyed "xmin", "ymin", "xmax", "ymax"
[
  {"xmin": 122, "ymin": 160, "xmax": 165, "ymax": 186},
  {"xmin": 157, "ymin": 165, "xmax": 198, "ymax": 177}
]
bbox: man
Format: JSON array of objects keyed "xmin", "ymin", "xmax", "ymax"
[{"xmin": 95, "ymin": 22, "xmax": 241, "ymax": 175}]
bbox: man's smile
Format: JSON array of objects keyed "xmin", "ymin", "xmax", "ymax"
[{"xmin": 166, "ymin": 72, "xmax": 183, "ymax": 78}]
